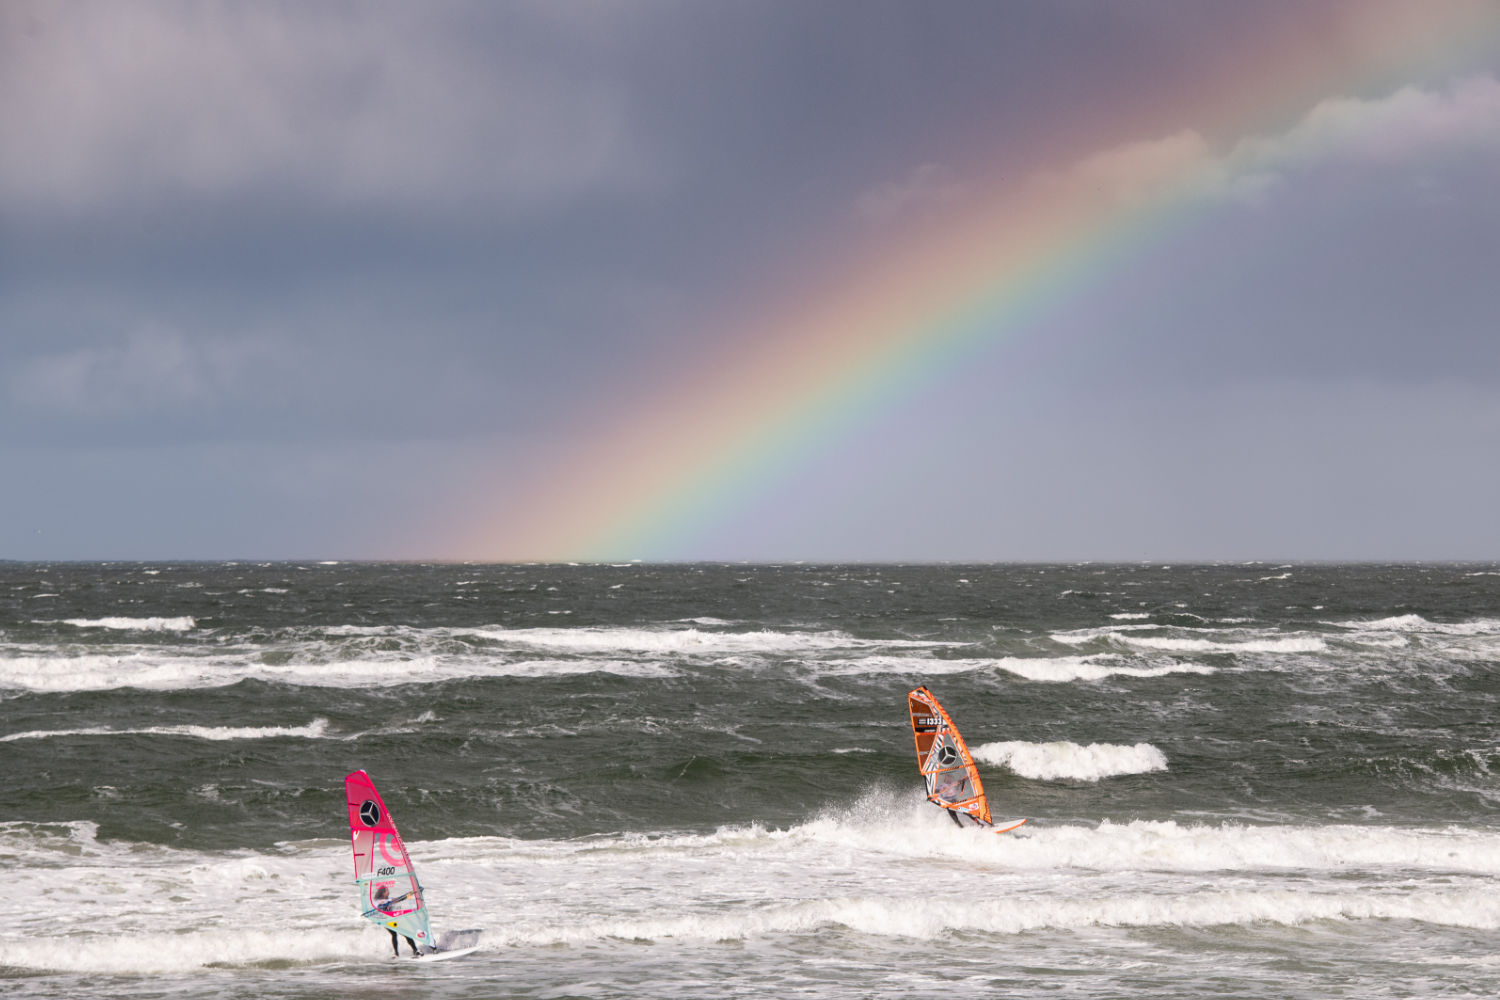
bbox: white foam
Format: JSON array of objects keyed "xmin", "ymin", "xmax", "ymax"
[
  {"xmin": 817, "ymin": 654, "xmax": 980, "ymax": 677},
  {"xmin": 815, "ymin": 653, "xmax": 1214, "ymax": 682},
  {"xmin": 1, "ymin": 619, "xmax": 973, "ymax": 693},
  {"xmin": 1055, "ymin": 622, "xmax": 1333, "ymax": 656},
  {"xmin": 1118, "ymin": 634, "xmax": 1326, "ymax": 654},
  {"xmin": 973, "ymin": 740, "xmax": 1168, "ymax": 781},
  {"xmin": 1, "ymin": 718, "xmax": 335, "ymax": 742},
  {"xmin": 432, "ymin": 812, "xmax": 1500, "ymax": 948},
  {"xmin": 456, "ymin": 624, "xmax": 946, "ymax": 656},
  {"xmin": 1051, "ymin": 624, "xmax": 1161, "ymax": 645},
  {"xmin": 0, "ymin": 649, "xmax": 678, "ymax": 692},
  {"xmin": 960, "ymin": 817, "xmax": 1500, "ymax": 875},
  {"xmin": 991, "ymin": 656, "xmax": 1217, "ymax": 683},
  {"xmin": 0, "ymin": 926, "xmax": 380, "ymax": 975},
  {"xmin": 492, "ymin": 886, "xmax": 1500, "ymax": 947},
  {"xmin": 0, "ymin": 819, "xmax": 109, "ymax": 862},
  {"xmin": 59, "ymin": 616, "xmax": 196, "ymax": 632},
  {"xmin": 1333, "ymin": 614, "xmax": 1500, "ymax": 636},
  {"xmin": 12, "ymin": 810, "xmax": 1500, "ymax": 977},
  {"xmin": 0, "ymin": 652, "xmax": 224, "ymax": 692}
]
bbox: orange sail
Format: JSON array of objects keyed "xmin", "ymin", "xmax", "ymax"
[{"xmin": 907, "ymin": 686, "xmax": 993, "ymax": 827}]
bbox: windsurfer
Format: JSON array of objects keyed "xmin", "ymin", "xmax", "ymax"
[
  {"xmin": 933, "ymin": 773, "xmax": 971, "ymax": 826},
  {"xmin": 935, "ymin": 773, "xmax": 966, "ymax": 802},
  {"xmin": 373, "ymin": 884, "xmax": 421, "ymax": 958}
]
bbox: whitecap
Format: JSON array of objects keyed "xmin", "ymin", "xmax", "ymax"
[
  {"xmin": 972, "ymin": 740, "xmax": 1168, "ymax": 781},
  {"xmin": 59, "ymin": 616, "xmax": 196, "ymax": 632}
]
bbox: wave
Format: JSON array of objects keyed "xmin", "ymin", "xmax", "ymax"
[
  {"xmin": 0, "ymin": 647, "xmax": 1218, "ymax": 693},
  {"xmin": 1118, "ymin": 634, "xmax": 1327, "ymax": 654},
  {"xmin": 1054, "ymin": 622, "xmax": 1351, "ymax": 656},
  {"xmin": 0, "ymin": 819, "xmax": 109, "ymax": 862},
  {"xmin": 490, "ymin": 886, "xmax": 1500, "ymax": 949},
  {"xmin": 58, "ymin": 616, "xmax": 196, "ymax": 632},
  {"xmin": 10, "ymin": 883, "xmax": 1500, "ymax": 975},
  {"xmin": 971, "ymin": 740, "xmax": 1168, "ymax": 781},
  {"xmin": 1, "ymin": 718, "xmax": 336, "ymax": 742},
  {"xmin": 453, "ymin": 624, "xmax": 949, "ymax": 657},
  {"xmin": 989, "ymin": 655, "xmax": 1215, "ymax": 683},
  {"xmin": 1330, "ymin": 614, "xmax": 1500, "ymax": 636},
  {"xmin": 0, "ymin": 926, "xmax": 390, "ymax": 975},
  {"xmin": 1051, "ymin": 624, "xmax": 1161, "ymax": 645},
  {"xmin": 11, "ymin": 810, "xmax": 1500, "ymax": 976},
  {"xmin": 7, "ymin": 608, "xmax": 1497, "ymax": 694},
  {"xmin": 814, "ymin": 652, "xmax": 1218, "ymax": 683},
  {"xmin": 0, "ymin": 650, "xmax": 676, "ymax": 692},
  {"xmin": 19, "ymin": 813, "xmax": 1500, "ymax": 882}
]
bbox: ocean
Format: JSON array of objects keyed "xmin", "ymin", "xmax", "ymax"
[{"xmin": 4, "ymin": 561, "xmax": 1500, "ymax": 998}]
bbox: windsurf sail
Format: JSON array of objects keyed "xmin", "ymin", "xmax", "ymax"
[
  {"xmin": 907, "ymin": 686, "xmax": 993, "ymax": 827},
  {"xmin": 345, "ymin": 769, "xmax": 433, "ymax": 952}
]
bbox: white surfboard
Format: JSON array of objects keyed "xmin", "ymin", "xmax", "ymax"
[{"xmin": 414, "ymin": 946, "xmax": 480, "ymax": 962}]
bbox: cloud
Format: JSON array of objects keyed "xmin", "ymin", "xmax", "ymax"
[
  {"xmin": 7, "ymin": 324, "xmax": 272, "ymax": 417},
  {"xmin": 853, "ymin": 163, "xmax": 964, "ymax": 224},
  {"xmin": 1028, "ymin": 130, "xmax": 1216, "ymax": 212},
  {"xmin": 987, "ymin": 73, "xmax": 1500, "ymax": 220},
  {"xmin": 1202, "ymin": 73, "xmax": 1500, "ymax": 213},
  {"xmin": 1231, "ymin": 74, "xmax": 1500, "ymax": 173},
  {"xmin": 0, "ymin": 1, "xmax": 661, "ymax": 218}
]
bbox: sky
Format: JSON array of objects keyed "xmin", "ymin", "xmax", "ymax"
[{"xmin": 2, "ymin": 0, "xmax": 1499, "ymax": 563}]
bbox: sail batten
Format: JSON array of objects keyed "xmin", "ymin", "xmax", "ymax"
[{"xmin": 907, "ymin": 686, "xmax": 993, "ymax": 826}]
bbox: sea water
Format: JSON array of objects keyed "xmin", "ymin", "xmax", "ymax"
[{"xmin": 3, "ymin": 562, "xmax": 1500, "ymax": 998}]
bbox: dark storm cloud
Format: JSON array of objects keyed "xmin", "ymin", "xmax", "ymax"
[
  {"xmin": 0, "ymin": 1, "xmax": 674, "ymax": 460},
  {"xmin": 1, "ymin": 1, "xmax": 1497, "ymax": 559},
  {"xmin": 0, "ymin": 1, "xmax": 660, "ymax": 218}
]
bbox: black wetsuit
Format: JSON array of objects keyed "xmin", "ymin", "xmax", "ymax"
[
  {"xmin": 375, "ymin": 896, "xmax": 420, "ymax": 957},
  {"xmin": 387, "ymin": 927, "xmax": 419, "ymax": 957}
]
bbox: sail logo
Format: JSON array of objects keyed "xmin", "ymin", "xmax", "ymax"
[
  {"xmin": 359, "ymin": 800, "xmax": 381, "ymax": 826},
  {"xmin": 378, "ymin": 831, "xmax": 405, "ymax": 867}
]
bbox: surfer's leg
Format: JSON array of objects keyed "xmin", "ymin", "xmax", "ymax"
[
  {"xmin": 405, "ymin": 936, "xmax": 419, "ymax": 957},
  {"xmin": 948, "ymin": 810, "xmax": 965, "ymax": 828},
  {"xmin": 387, "ymin": 929, "xmax": 400, "ymax": 957}
]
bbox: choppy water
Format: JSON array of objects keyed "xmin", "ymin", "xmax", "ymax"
[{"xmin": 4, "ymin": 562, "xmax": 1500, "ymax": 998}]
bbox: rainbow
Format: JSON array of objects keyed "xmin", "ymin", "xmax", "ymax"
[{"xmin": 454, "ymin": 0, "xmax": 1499, "ymax": 562}]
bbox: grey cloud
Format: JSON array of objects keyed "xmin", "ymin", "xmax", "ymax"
[
  {"xmin": 854, "ymin": 164, "xmax": 964, "ymax": 225},
  {"xmin": 0, "ymin": 1, "xmax": 662, "ymax": 219},
  {"xmin": 8, "ymin": 324, "xmax": 273, "ymax": 417},
  {"xmin": 3, "ymin": 2, "xmax": 1497, "ymax": 560}
]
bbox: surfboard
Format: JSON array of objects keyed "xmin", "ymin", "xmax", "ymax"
[
  {"xmin": 344, "ymin": 770, "xmax": 439, "ymax": 956},
  {"xmin": 413, "ymin": 946, "xmax": 480, "ymax": 962},
  {"xmin": 906, "ymin": 686, "xmax": 1026, "ymax": 833}
]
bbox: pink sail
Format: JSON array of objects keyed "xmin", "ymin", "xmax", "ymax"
[{"xmin": 344, "ymin": 770, "xmax": 433, "ymax": 950}]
